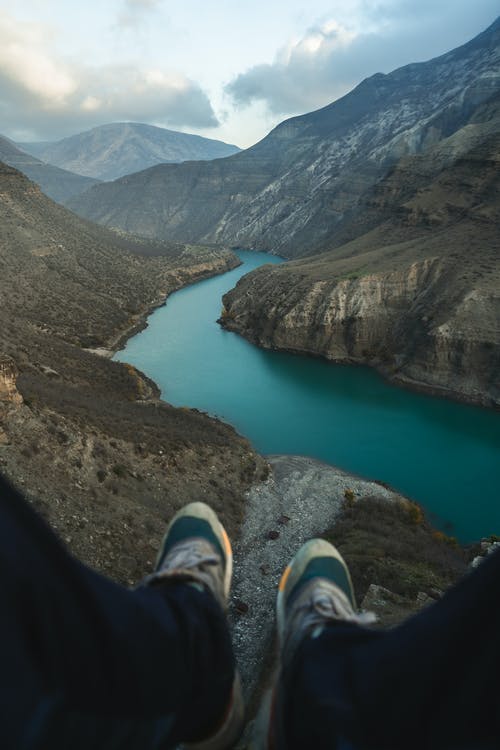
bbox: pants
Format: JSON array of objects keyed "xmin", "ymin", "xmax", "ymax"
[
  {"xmin": 275, "ymin": 545, "xmax": 500, "ymax": 750},
  {"xmin": 2, "ymin": 471, "xmax": 500, "ymax": 749},
  {"xmin": 0, "ymin": 473, "xmax": 234, "ymax": 749}
]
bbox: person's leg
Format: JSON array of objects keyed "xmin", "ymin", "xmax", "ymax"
[
  {"xmin": 270, "ymin": 538, "xmax": 500, "ymax": 750},
  {"xmin": 0, "ymin": 473, "xmax": 239, "ymax": 749}
]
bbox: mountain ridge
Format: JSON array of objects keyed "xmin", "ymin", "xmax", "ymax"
[{"xmin": 19, "ymin": 122, "xmax": 241, "ymax": 182}]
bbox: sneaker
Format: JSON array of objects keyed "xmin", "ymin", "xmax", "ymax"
[
  {"xmin": 146, "ymin": 502, "xmax": 244, "ymax": 750},
  {"xmin": 147, "ymin": 501, "xmax": 233, "ymax": 610},
  {"xmin": 252, "ymin": 539, "xmax": 376, "ymax": 749},
  {"xmin": 277, "ymin": 538, "xmax": 376, "ymax": 657}
]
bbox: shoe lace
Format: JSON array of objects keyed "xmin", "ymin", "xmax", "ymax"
[
  {"xmin": 160, "ymin": 538, "xmax": 221, "ymax": 574},
  {"xmin": 145, "ymin": 538, "xmax": 226, "ymax": 607},
  {"xmin": 284, "ymin": 578, "xmax": 377, "ymax": 655}
]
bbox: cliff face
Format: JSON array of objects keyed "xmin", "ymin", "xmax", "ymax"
[
  {"xmin": 222, "ymin": 257, "xmax": 499, "ymax": 406},
  {"xmin": 69, "ymin": 19, "xmax": 500, "ymax": 257},
  {"xmin": 221, "ymin": 129, "xmax": 500, "ymax": 406}
]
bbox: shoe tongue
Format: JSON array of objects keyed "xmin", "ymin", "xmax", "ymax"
[
  {"xmin": 158, "ymin": 517, "xmax": 225, "ymax": 569},
  {"xmin": 288, "ymin": 556, "xmax": 356, "ymax": 610}
]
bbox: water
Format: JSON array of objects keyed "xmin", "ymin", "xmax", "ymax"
[{"xmin": 115, "ymin": 251, "xmax": 500, "ymax": 542}]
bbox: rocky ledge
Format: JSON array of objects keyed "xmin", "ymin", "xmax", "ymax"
[{"xmin": 230, "ymin": 455, "xmax": 468, "ymax": 732}]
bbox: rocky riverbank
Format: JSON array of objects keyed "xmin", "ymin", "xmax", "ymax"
[{"xmin": 88, "ymin": 249, "xmax": 241, "ymax": 358}]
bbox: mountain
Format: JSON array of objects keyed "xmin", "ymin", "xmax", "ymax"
[
  {"xmin": 0, "ymin": 135, "xmax": 100, "ymax": 203},
  {"xmin": 0, "ymin": 161, "xmax": 264, "ymax": 584},
  {"xmin": 219, "ymin": 100, "xmax": 500, "ymax": 407},
  {"xmin": 69, "ymin": 18, "xmax": 500, "ymax": 257},
  {"xmin": 19, "ymin": 122, "xmax": 241, "ymax": 182}
]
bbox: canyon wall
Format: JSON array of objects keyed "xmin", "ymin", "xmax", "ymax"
[{"xmin": 221, "ymin": 235, "xmax": 500, "ymax": 407}]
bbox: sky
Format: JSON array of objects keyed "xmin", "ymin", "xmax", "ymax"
[{"xmin": 0, "ymin": 1, "xmax": 498, "ymax": 149}]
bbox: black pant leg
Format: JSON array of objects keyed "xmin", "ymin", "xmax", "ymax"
[
  {"xmin": 0, "ymin": 473, "xmax": 234, "ymax": 749},
  {"xmin": 276, "ymin": 549, "xmax": 500, "ymax": 749}
]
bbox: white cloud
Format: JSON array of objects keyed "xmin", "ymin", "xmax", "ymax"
[
  {"xmin": 225, "ymin": 1, "xmax": 500, "ymax": 117},
  {"xmin": 117, "ymin": 0, "xmax": 162, "ymax": 29},
  {"xmin": 0, "ymin": 10, "xmax": 218, "ymax": 140},
  {"xmin": 0, "ymin": 12, "xmax": 76, "ymax": 104},
  {"xmin": 126, "ymin": 0, "xmax": 160, "ymax": 9},
  {"xmin": 226, "ymin": 19, "xmax": 361, "ymax": 115}
]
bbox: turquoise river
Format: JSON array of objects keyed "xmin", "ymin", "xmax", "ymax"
[{"xmin": 115, "ymin": 251, "xmax": 500, "ymax": 543}]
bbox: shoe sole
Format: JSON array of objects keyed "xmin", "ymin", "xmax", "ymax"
[
  {"xmin": 158, "ymin": 502, "xmax": 233, "ymax": 601},
  {"xmin": 276, "ymin": 538, "xmax": 355, "ymax": 643}
]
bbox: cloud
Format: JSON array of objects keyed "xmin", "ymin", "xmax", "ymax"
[
  {"xmin": 125, "ymin": 0, "xmax": 160, "ymax": 9},
  {"xmin": 0, "ymin": 10, "xmax": 218, "ymax": 140},
  {"xmin": 226, "ymin": 20, "xmax": 359, "ymax": 115},
  {"xmin": 225, "ymin": 1, "xmax": 500, "ymax": 116},
  {"xmin": 116, "ymin": 0, "xmax": 161, "ymax": 29}
]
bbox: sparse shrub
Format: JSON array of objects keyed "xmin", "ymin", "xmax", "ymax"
[
  {"xmin": 406, "ymin": 501, "xmax": 425, "ymax": 525},
  {"xmin": 112, "ymin": 463, "xmax": 127, "ymax": 478},
  {"xmin": 432, "ymin": 530, "xmax": 459, "ymax": 548},
  {"xmin": 344, "ymin": 488, "xmax": 355, "ymax": 504},
  {"xmin": 219, "ymin": 306, "xmax": 235, "ymax": 322}
]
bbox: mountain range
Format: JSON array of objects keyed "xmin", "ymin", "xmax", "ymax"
[
  {"xmin": 19, "ymin": 122, "xmax": 241, "ymax": 182},
  {"xmin": 69, "ymin": 18, "xmax": 500, "ymax": 259}
]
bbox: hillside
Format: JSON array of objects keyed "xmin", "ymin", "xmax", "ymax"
[
  {"xmin": 20, "ymin": 122, "xmax": 241, "ymax": 182},
  {"xmin": 0, "ymin": 162, "xmax": 266, "ymax": 584},
  {"xmin": 0, "ymin": 135, "xmax": 99, "ymax": 203},
  {"xmin": 220, "ymin": 112, "xmax": 500, "ymax": 407},
  {"xmin": 69, "ymin": 19, "xmax": 500, "ymax": 256}
]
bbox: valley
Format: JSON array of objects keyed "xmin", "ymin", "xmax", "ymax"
[
  {"xmin": 115, "ymin": 251, "xmax": 500, "ymax": 543},
  {"xmin": 0, "ymin": 15, "xmax": 498, "ymax": 652},
  {"xmin": 66, "ymin": 19, "xmax": 500, "ymax": 408}
]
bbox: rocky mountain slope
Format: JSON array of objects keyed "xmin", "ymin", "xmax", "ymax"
[
  {"xmin": 20, "ymin": 122, "xmax": 241, "ymax": 182},
  {"xmin": 69, "ymin": 19, "xmax": 500, "ymax": 256},
  {"xmin": 0, "ymin": 161, "xmax": 266, "ymax": 583},
  {"xmin": 220, "ymin": 106, "xmax": 500, "ymax": 407},
  {"xmin": 0, "ymin": 135, "xmax": 100, "ymax": 203}
]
